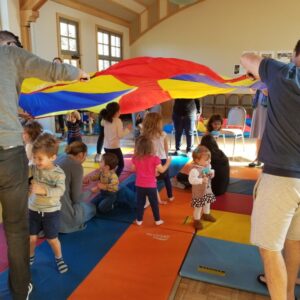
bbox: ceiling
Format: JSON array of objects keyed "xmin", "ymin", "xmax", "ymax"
[{"xmin": 51, "ymin": 0, "xmax": 202, "ymax": 43}]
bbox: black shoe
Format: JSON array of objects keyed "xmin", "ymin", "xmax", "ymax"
[
  {"xmin": 249, "ymin": 162, "xmax": 257, "ymax": 167},
  {"xmin": 257, "ymin": 274, "xmax": 267, "ymax": 286},
  {"xmin": 172, "ymin": 150, "xmax": 179, "ymax": 156}
]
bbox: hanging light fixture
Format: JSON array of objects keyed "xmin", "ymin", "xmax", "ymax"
[{"xmin": 169, "ymin": 0, "xmax": 198, "ymax": 5}]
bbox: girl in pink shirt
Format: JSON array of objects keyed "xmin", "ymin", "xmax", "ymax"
[{"xmin": 132, "ymin": 136, "xmax": 171, "ymax": 226}]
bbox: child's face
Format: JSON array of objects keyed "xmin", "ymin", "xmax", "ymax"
[
  {"xmin": 195, "ymin": 155, "xmax": 211, "ymax": 167},
  {"xmin": 212, "ymin": 120, "xmax": 222, "ymax": 131},
  {"xmin": 99, "ymin": 159, "xmax": 110, "ymax": 171},
  {"xmin": 22, "ymin": 130, "xmax": 31, "ymax": 144},
  {"xmin": 70, "ymin": 115, "xmax": 77, "ymax": 123},
  {"xmin": 33, "ymin": 151, "xmax": 56, "ymax": 170}
]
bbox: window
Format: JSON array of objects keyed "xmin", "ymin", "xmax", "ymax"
[
  {"xmin": 97, "ymin": 29, "xmax": 122, "ymax": 71},
  {"xmin": 58, "ymin": 16, "xmax": 80, "ymax": 67}
]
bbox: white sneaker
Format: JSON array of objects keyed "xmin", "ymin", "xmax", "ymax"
[
  {"xmin": 136, "ymin": 220, "xmax": 143, "ymax": 226},
  {"xmin": 155, "ymin": 220, "xmax": 164, "ymax": 226},
  {"xmin": 26, "ymin": 283, "xmax": 33, "ymax": 300}
]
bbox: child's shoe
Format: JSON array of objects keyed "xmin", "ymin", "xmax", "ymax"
[
  {"xmin": 194, "ymin": 219, "xmax": 203, "ymax": 230},
  {"xmin": 202, "ymin": 213, "xmax": 216, "ymax": 222},
  {"xmin": 56, "ymin": 257, "xmax": 68, "ymax": 274},
  {"xmin": 155, "ymin": 220, "xmax": 164, "ymax": 226},
  {"xmin": 168, "ymin": 196, "xmax": 175, "ymax": 202},
  {"xmin": 136, "ymin": 220, "xmax": 143, "ymax": 226}
]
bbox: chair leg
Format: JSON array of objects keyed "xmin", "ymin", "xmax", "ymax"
[
  {"xmin": 232, "ymin": 136, "xmax": 236, "ymax": 158},
  {"xmin": 222, "ymin": 134, "xmax": 226, "ymax": 149}
]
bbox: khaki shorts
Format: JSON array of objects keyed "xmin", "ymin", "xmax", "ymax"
[{"xmin": 251, "ymin": 173, "xmax": 300, "ymax": 251}]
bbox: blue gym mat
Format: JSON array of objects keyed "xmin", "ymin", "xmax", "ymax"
[
  {"xmin": 227, "ymin": 178, "xmax": 256, "ymax": 195},
  {"xmin": 0, "ymin": 218, "xmax": 130, "ymax": 300},
  {"xmin": 180, "ymin": 236, "xmax": 300, "ymax": 297}
]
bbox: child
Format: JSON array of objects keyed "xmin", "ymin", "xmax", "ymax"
[
  {"xmin": 22, "ymin": 120, "xmax": 43, "ymax": 166},
  {"xmin": 142, "ymin": 112, "xmax": 174, "ymax": 203},
  {"xmin": 100, "ymin": 102, "xmax": 131, "ymax": 176},
  {"xmin": 188, "ymin": 145, "xmax": 216, "ymax": 230},
  {"xmin": 29, "ymin": 133, "xmax": 68, "ymax": 273},
  {"xmin": 66, "ymin": 110, "xmax": 82, "ymax": 145},
  {"xmin": 206, "ymin": 114, "xmax": 223, "ymax": 136},
  {"xmin": 132, "ymin": 135, "xmax": 171, "ymax": 226},
  {"xmin": 88, "ymin": 153, "xmax": 119, "ymax": 213}
]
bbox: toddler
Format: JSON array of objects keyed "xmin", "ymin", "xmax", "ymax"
[
  {"xmin": 188, "ymin": 145, "xmax": 216, "ymax": 230},
  {"xmin": 66, "ymin": 110, "xmax": 82, "ymax": 145},
  {"xmin": 29, "ymin": 133, "xmax": 68, "ymax": 273}
]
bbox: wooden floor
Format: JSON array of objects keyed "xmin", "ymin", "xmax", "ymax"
[{"xmin": 171, "ymin": 277, "xmax": 270, "ymax": 300}]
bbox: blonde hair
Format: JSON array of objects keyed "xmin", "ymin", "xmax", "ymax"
[
  {"xmin": 71, "ymin": 111, "xmax": 81, "ymax": 120},
  {"xmin": 192, "ymin": 145, "xmax": 211, "ymax": 161},
  {"xmin": 142, "ymin": 112, "xmax": 163, "ymax": 138},
  {"xmin": 134, "ymin": 135, "xmax": 154, "ymax": 157}
]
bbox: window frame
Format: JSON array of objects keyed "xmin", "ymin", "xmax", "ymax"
[
  {"xmin": 96, "ymin": 26, "xmax": 123, "ymax": 71},
  {"xmin": 56, "ymin": 14, "xmax": 81, "ymax": 67}
]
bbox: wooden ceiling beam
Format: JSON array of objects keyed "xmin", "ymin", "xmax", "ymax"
[
  {"xmin": 52, "ymin": 0, "xmax": 130, "ymax": 28},
  {"xmin": 20, "ymin": 0, "xmax": 48, "ymax": 11}
]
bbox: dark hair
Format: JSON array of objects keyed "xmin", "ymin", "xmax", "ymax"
[
  {"xmin": 52, "ymin": 57, "xmax": 63, "ymax": 63},
  {"xmin": 294, "ymin": 40, "xmax": 300, "ymax": 57},
  {"xmin": 65, "ymin": 141, "xmax": 87, "ymax": 155},
  {"xmin": 32, "ymin": 133, "xmax": 58, "ymax": 157},
  {"xmin": 134, "ymin": 135, "xmax": 154, "ymax": 157},
  {"xmin": 200, "ymin": 134, "xmax": 220, "ymax": 154},
  {"xmin": 24, "ymin": 120, "xmax": 43, "ymax": 142},
  {"xmin": 100, "ymin": 102, "xmax": 120, "ymax": 123},
  {"xmin": 0, "ymin": 31, "xmax": 23, "ymax": 48},
  {"xmin": 102, "ymin": 153, "xmax": 118, "ymax": 170},
  {"xmin": 206, "ymin": 114, "xmax": 223, "ymax": 132}
]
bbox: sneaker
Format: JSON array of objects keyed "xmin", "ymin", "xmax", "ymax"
[
  {"xmin": 186, "ymin": 151, "xmax": 192, "ymax": 158},
  {"xmin": 172, "ymin": 151, "xmax": 179, "ymax": 156},
  {"xmin": 136, "ymin": 220, "xmax": 143, "ymax": 226},
  {"xmin": 202, "ymin": 213, "xmax": 216, "ymax": 222},
  {"xmin": 155, "ymin": 220, "xmax": 164, "ymax": 226},
  {"xmin": 168, "ymin": 197, "xmax": 175, "ymax": 202},
  {"xmin": 26, "ymin": 283, "xmax": 33, "ymax": 300},
  {"xmin": 94, "ymin": 153, "xmax": 100, "ymax": 162},
  {"xmin": 194, "ymin": 220, "xmax": 203, "ymax": 230}
]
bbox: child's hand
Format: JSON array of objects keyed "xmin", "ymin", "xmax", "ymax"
[
  {"xmin": 91, "ymin": 186, "xmax": 98, "ymax": 193},
  {"xmin": 97, "ymin": 182, "xmax": 106, "ymax": 190},
  {"xmin": 31, "ymin": 183, "xmax": 47, "ymax": 195}
]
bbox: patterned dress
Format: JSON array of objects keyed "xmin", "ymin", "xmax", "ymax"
[{"xmin": 190, "ymin": 164, "xmax": 216, "ymax": 208}]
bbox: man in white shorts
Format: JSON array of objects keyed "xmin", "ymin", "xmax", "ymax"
[{"xmin": 240, "ymin": 41, "xmax": 300, "ymax": 300}]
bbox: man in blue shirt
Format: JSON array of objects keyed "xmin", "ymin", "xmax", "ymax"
[{"xmin": 241, "ymin": 41, "xmax": 300, "ymax": 300}]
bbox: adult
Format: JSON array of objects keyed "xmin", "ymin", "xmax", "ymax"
[
  {"xmin": 240, "ymin": 40, "xmax": 300, "ymax": 300},
  {"xmin": 0, "ymin": 30, "xmax": 88, "ymax": 299},
  {"xmin": 56, "ymin": 142, "xmax": 96, "ymax": 233},
  {"xmin": 52, "ymin": 57, "xmax": 66, "ymax": 140},
  {"xmin": 94, "ymin": 112, "xmax": 104, "ymax": 162},
  {"xmin": 172, "ymin": 98, "xmax": 201, "ymax": 155},
  {"xmin": 200, "ymin": 134, "xmax": 230, "ymax": 196},
  {"xmin": 248, "ymin": 89, "xmax": 268, "ymax": 167}
]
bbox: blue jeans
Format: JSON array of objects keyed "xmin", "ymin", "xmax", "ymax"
[
  {"xmin": 172, "ymin": 114, "xmax": 196, "ymax": 152},
  {"xmin": 159, "ymin": 159, "xmax": 173, "ymax": 198},
  {"xmin": 0, "ymin": 146, "xmax": 30, "ymax": 299},
  {"xmin": 93, "ymin": 191, "xmax": 117, "ymax": 213},
  {"xmin": 136, "ymin": 187, "xmax": 160, "ymax": 221}
]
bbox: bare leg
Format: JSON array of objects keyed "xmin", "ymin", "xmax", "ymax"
[
  {"xmin": 260, "ymin": 248, "xmax": 287, "ymax": 300},
  {"xmin": 284, "ymin": 239, "xmax": 300, "ymax": 300},
  {"xmin": 29, "ymin": 235, "xmax": 37, "ymax": 257},
  {"xmin": 157, "ymin": 190, "xmax": 167, "ymax": 205},
  {"xmin": 47, "ymin": 238, "xmax": 62, "ymax": 258}
]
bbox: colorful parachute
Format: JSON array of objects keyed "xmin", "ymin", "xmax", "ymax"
[{"xmin": 20, "ymin": 57, "xmax": 265, "ymax": 117}]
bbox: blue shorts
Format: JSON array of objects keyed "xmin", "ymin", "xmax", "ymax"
[{"xmin": 29, "ymin": 210, "xmax": 60, "ymax": 239}]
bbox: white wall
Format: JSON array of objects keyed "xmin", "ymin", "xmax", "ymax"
[
  {"xmin": 131, "ymin": 0, "xmax": 300, "ymax": 76},
  {"xmin": 31, "ymin": 0, "xmax": 130, "ymax": 72},
  {"xmin": 0, "ymin": 0, "xmax": 21, "ymax": 36}
]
